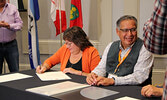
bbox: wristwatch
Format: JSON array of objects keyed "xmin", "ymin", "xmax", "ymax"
[{"xmin": 112, "ymin": 77, "xmax": 115, "ymax": 80}]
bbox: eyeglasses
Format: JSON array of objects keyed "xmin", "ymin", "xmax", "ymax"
[{"xmin": 119, "ymin": 28, "xmax": 137, "ymax": 33}]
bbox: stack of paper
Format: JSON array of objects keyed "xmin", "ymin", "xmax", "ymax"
[
  {"xmin": 0, "ymin": 73, "xmax": 32, "ymax": 83},
  {"xmin": 115, "ymin": 96, "xmax": 140, "ymax": 100},
  {"xmin": 26, "ymin": 81, "xmax": 90, "ymax": 96},
  {"xmin": 36, "ymin": 71, "xmax": 71, "ymax": 81}
]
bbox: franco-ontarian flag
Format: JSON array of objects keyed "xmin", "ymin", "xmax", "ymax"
[
  {"xmin": 28, "ymin": 0, "xmax": 40, "ymax": 69},
  {"xmin": 70, "ymin": 0, "xmax": 83, "ymax": 28}
]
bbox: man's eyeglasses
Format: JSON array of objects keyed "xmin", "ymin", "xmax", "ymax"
[{"xmin": 119, "ymin": 28, "xmax": 137, "ymax": 33}]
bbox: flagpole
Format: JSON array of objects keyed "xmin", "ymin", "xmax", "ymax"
[{"xmin": 59, "ymin": 0, "xmax": 63, "ymax": 46}]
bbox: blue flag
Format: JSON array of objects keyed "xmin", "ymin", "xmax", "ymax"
[{"xmin": 28, "ymin": 0, "xmax": 40, "ymax": 69}]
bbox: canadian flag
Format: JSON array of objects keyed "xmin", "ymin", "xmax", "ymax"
[{"xmin": 50, "ymin": 0, "xmax": 67, "ymax": 36}]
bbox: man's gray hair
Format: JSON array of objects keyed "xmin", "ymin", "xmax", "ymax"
[{"xmin": 116, "ymin": 15, "xmax": 137, "ymax": 29}]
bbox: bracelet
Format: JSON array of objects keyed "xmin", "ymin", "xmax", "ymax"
[
  {"xmin": 44, "ymin": 65, "xmax": 48, "ymax": 70},
  {"xmin": 112, "ymin": 77, "xmax": 115, "ymax": 80},
  {"xmin": 41, "ymin": 65, "xmax": 48, "ymax": 70}
]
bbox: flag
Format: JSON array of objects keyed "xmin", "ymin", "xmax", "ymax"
[
  {"xmin": 28, "ymin": 0, "xmax": 40, "ymax": 69},
  {"xmin": 70, "ymin": 0, "xmax": 83, "ymax": 28},
  {"xmin": 50, "ymin": 0, "xmax": 67, "ymax": 36}
]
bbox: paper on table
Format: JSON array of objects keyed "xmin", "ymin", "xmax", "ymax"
[
  {"xmin": 115, "ymin": 96, "xmax": 140, "ymax": 100},
  {"xmin": 26, "ymin": 81, "xmax": 90, "ymax": 96},
  {"xmin": 36, "ymin": 71, "xmax": 71, "ymax": 81},
  {"xmin": 0, "ymin": 73, "xmax": 32, "ymax": 83}
]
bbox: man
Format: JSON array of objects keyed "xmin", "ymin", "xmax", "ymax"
[
  {"xmin": 0, "ymin": 0, "xmax": 23, "ymax": 74},
  {"xmin": 141, "ymin": 0, "xmax": 167, "ymax": 99},
  {"xmin": 86, "ymin": 15, "xmax": 154, "ymax": 86}
]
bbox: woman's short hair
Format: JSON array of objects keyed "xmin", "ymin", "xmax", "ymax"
[{"xmin": 63, "ymin": 26, "xmax": 93, "ymax": 51}]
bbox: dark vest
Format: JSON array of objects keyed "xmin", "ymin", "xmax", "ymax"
[{"xmin": 106, "ymin": 38, "xmax": 143, "ymax": 76}]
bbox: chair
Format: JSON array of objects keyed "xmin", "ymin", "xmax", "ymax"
[{"xmin": 139, "ymin": 68, "xmax": 152, "ymax": 87}]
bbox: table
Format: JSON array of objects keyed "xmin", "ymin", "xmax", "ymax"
[{"xmin": 0, "ymin": 70, "xmax": 161, "ymax": 100}]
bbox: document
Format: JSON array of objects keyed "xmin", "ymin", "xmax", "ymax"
[
  {"xmin": 115, "ymin": 96, "xmax": 140, "ymax": 100},
  {"xmin": 26, "ymin": 81, "xmax": 90, "ymax": 96},
  {"xmin": 0, "ymin": 73, "xmax": 32, "ymax": 83},
  {"xmin": 36, "ymin": 71, "xmax": 71, "ymax": 81}
]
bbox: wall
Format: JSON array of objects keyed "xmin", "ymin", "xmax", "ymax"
[{"xmin": 3, "ymin": 0, "xmax": 166, "ymax": 85}]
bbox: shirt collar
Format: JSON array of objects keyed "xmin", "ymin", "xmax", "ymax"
[
  {"xmin": 119, "ymin": 42, "xmax": 134, "ymax": 51},
  {"xmin": 4, "ymin": 3, "xmax": 8, "ymax": 8},
  {"xmin": 0, "ymin": 3, "xmax": 8, "ymax": 14}
]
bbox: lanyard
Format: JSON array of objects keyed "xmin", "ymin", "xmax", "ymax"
[{"xmin": 113, "ymin": 48, "xmax": 132, "ymax": 74}]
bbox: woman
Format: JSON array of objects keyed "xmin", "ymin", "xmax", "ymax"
[{"xmin": 36, "ymin": 26, "xmax": 100, "ymax": 76}]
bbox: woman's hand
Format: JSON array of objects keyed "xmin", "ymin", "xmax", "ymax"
[
  {"xmin": 36, "ymin": 65, "xmax": 47, "ymax": 74},
  {"xmin": 63, "ymin": 68, "xmax": 82, "ymax": 75}
]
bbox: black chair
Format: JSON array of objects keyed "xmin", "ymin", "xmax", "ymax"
[{"xmin": 139, "ymin": 68, "xmax": 152, "ymax": 87}]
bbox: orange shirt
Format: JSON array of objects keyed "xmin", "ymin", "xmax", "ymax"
[{"xmin": 44, "ymin": 44, "xmax": 100, "ymax": 73}]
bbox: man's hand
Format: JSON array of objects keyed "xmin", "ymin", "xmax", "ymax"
[
  {"xmin": 86, "ymin": 72, "xmax": 98, "ymax": 85},
  {"xmin": 0, "ymin": 21, "xmax": 10, "ymax": 29},
  {"xmin": 141, "ymin": 85, "xmax": 163, "ymax": 97},
  {"xmin": 96, "ymin": 77, "xmax": 115, "ymax": 86}
]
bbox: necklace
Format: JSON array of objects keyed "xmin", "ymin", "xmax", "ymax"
[{"xmin": 70, "ymin": 51, "xmax": 82, "ymax": 64}]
